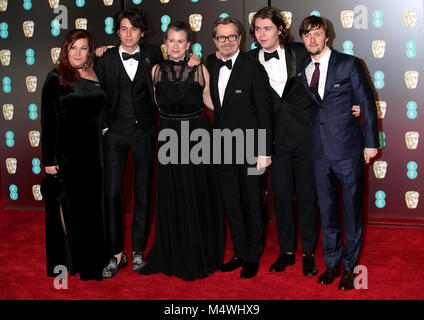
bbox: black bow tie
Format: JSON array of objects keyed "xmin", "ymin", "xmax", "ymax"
[
  {"xmin": 217, "ymin": 59, "xmax": 232, "ymax": 70},
  {"xmin": 264, "ymin": 50, "xmax": 279, "ymax": 61},
  {"xmin": 122, "ymin": 52, "xmax": 140, "ymax": 61}
]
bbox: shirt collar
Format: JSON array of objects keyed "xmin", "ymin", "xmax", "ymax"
[{"xmin": 119, "ymin": 45, "xmax": 140, "ymax": 55}]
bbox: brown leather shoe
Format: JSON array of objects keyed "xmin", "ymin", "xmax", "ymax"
[
  {"xmin": 317, "ymin": 267, "xmax": 341, "ymax": 285},
  {"xmin": 339, "ymin": 270, "xmax": 355, "ymax": 290}
]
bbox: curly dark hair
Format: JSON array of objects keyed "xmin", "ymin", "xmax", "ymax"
[
  {"xmin": 249, "ymin": 7, "xmax": 289, "ymax": 48},
  {"xmin": 113, "ymin": 7, "xmax": 149, "ymax": 36}
]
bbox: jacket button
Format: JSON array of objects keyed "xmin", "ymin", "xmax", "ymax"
[{"xmin": 320, "ymin": 122, "xmax": 324, "ymax": 126}]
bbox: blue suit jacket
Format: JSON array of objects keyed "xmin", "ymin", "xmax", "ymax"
[{"xmin": 302, "ymin": 50, "xmax": 379, "ymax": 161}]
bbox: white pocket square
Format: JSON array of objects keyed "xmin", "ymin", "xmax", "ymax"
[
  {"xmin": 297, "ymin": 72, "xmax": 302, "ymax": 77},
  {"xmin": 235, "ymin": 89, "xmax": 242, "ymax": 93},
  {"xmin": 334, "ymin": 84, "xmax": 341, "ymax": 87}
]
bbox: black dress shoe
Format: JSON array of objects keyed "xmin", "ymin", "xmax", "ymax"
[
  {"xmin": 339, "ymin": 270, "xmax": 356, "ymax": 290},
  {"xmin": 269, "ymin": 253, "xmax": 295, "ymax": 272},
  {"xmin": 132, "ymin": 252, "xmax": 146, "ymax": 272},
  {"xmin": 240, "ymin": 262, "xmax": 259, "ymax": 279},
  {"xmin": 302, "ymin": 255, "xmax": 318, "ymax": 276},
  {"xmin": 102, "ymin": 253, "xmax": 127, "ymax": 279},
  {"xmin": 219, "ymin": 257, "xmax": 244, "ymax": 272},
  {"xmin": 317, "ymin": 266, "xmax": 341, "ymax": 285}
]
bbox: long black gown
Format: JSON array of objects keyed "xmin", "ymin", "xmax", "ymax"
[
  {"xmin": 41, "ymin": 70, "xmax": 106, "ymax": 281},
  {"xmin": 140, "ymin": 60, "xmax": 224, "ymax": 281}
]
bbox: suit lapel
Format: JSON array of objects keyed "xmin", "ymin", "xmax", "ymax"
[
  {"xmin": 301, "ymin": 56, "xmax": 321, "ymax": 104},
  {"xmin": 222, "ymin": 53, "xmax": 242, "ymax": 108},
  {"xmin": 212, "ymin": 58, "xmax": 222, "ymax": 109},
  {"xmin": 282, "ymin": 46, "xmax": 296, "ymax": 97},
  {"xmin": 140, "ymin": 45, "xmax": 155, "ymax": 102},
  {"xmin": 323, "ymin": 51, "xmax": 337, "ymax": 102}
]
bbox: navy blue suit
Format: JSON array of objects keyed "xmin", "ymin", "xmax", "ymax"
[{"xmin": 302, "ymin": 50, "xmax": 378, "ymax": 271}]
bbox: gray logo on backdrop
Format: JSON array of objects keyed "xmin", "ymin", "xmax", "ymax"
[{"xmin": 158, "ymin": 121, "xmax": 267, "ymax": 175}]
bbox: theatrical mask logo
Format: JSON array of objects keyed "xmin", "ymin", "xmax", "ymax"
[
  {"xmin": 160, "ymin": 0, "xmax": 170, "ymax": 3},
  {"xmin": 0, "ymin": 0, "xmax": 7, "ymax": 12},
  {"xmin": 23, "ymin": 20, "xmax": 34, "ymax": 38},
  {"xmin": 405, "ymin": 191, "xmax": 419, "ymax": 209},
  {"xmin": 248, "ymin": 12, "xmax": 256, "ymax": 26},
  {"xmin": 375, "ymin": 101, "xmax": 387, "ymax": 119},
  {"xmin": 0, "ymin": 49, "xmax": 10, "ymax": 66},
  {"xmin": 340, "ymin": 10, "xmax": 354, "ymax": 28},
  {"xmin": 103, "ymin": 0, "xmax": 113, "ymax": 5},
  {"xmin": 372, "ymin": 40, "xmax": 386, "ymax": 59},
  {"xmin": 29, "ymin": 130, "xmax": 40, "ymax": 147},
  {"xmin": 32, "ymin": 185, "xmax": 42, "ymax": 201},
  {"xmin": 405, "ymin": 131, "xmax": 419, "ymax": 149},
  {"xmin": 51, "ymin": 47, "xmax": 60, "ymax": 64},
  {"xmin": 404, "ymin": 10, "xmax": 417, "ymax": 28},
  {"xmin": 189, "ymin": 14, "xmax": 202, "ymax": 32},
  {"xmin": 6, "ymin": 158, "xmax": 17, "ymax": 174},
  {"xmin": 48, "ymin": 0, "xmax": 59, "ymax": 8},
  {"xmin": 405, "ymin": 71, "xmax": 419, "ymax": 89},
  {"xmin": 3, "ymin": 103, "xmax": 13, "ymax": 120},
  {"xmin": 160, "ymin": 44, "xmax": 168, "ymax": 60},
  {"xmin": 281, "ymin": 11, "xmax": 292, "ymax": 29},
  {"xmin": 373, "ymin": 161, "xmax": 387, "ymax": 179},
  {"xmin": 26, "ymin": 76, "xmax": 37, "ymax": 93},
  {"xmin": 75, "ymin": 18, "xmax": 88, "ymax": 30}
]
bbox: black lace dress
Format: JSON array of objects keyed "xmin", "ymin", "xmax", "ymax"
[{"xmin": 141, "ymin": 60, "xmax": 224, "ymax": 280}]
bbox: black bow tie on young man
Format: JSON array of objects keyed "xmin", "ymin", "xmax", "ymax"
[
  {"xmin": 122, "ymin": 52, "xmax": 141, "ymax": 61},
  {"xmin": 217, "ymin": 59, "xmax": 232, "ymax": 70},
  {"xmin": 264, "ymin": 50, "xmax": 279, "ymax": 61}
]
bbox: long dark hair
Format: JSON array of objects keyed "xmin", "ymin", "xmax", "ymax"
[
  {"xmin": 249, "ymin": 7, "xmax": 289, "ymax": 48},
  {"xmin": 57, "ymin": 29, "xmax": 94, "ymax": 87}
]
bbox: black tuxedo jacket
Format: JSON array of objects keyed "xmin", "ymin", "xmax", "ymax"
[
  {"xmin": 247, "ymin": 42, "xmax": 312, "ymax": 145},
  {"xmin": 206, "ymin": 52, "xmax": 273, "ymax": 158},
  {"xmin": 94, "ymin": 44, "xmax": 163, "ymax": 130}
]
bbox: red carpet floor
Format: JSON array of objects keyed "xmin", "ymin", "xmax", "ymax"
[{"xmin": 0, "ymin": 210, "xmax": 423, "ymax": 300}]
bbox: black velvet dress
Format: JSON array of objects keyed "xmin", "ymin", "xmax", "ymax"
[
  {"xmin": 140, "ymin": 60, "xmax": 224, "ymax": 281},
  {"xmin": 41, "ymin": 70, "xmax": 106, "ymax": 281}
]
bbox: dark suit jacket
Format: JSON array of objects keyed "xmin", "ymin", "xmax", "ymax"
[
  {"xmin": 206, "ymin": 52, "xmax": 273, "ymax": 158},
  {"xmin": 247, "ymin": 42, "xmax": 312, "ymax": 145},
  {"xmin": 301, "ymin": 50, "xmax": 379, "ymax": 161},
  {"xmin": 94, "ymin": 44, "xmax": 163, "ymax": 129}
]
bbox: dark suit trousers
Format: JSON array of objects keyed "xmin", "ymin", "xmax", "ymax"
[
  {"xmin": 312, "ymin": 154, "xmax": 364, "ymax": 272},
  {"xmin": 219, "ymin": 164, "xmax": 264, "ymax": 263},
  {"xmin": 270, "ymin": 134, "xmax": 318, "ymax": 255},
  {"xmin": 103, "ymin": 125, "xmax": 156, "ymax": 256}
]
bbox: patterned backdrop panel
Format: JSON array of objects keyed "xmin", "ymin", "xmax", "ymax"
[
  {"xmin": 271, "ymin": 0, "xmax": 423, "ymax": 220},
  {"xmin": 0, "ymin": 0, "xmax": 121, "ymax": 209},
  {"xmin": 1, "ymin": 0, "xmax": 423, "ymax": 221}
]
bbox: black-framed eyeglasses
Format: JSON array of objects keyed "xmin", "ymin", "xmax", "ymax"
[{"xmin": 215, "ymin": 35, "xmax": 238, "ymax": 43}]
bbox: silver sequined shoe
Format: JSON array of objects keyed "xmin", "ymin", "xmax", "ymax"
[
  {"xmin": 102, "ymin": 253, "xmax": 127, "ymax": 279},
  {"xmin": 132, "ymin": 252, "xmax": 146, "ymax": 272}
]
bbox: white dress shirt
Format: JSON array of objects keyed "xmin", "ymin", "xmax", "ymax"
[
  {"xmin": 119, "ymin": 45, "xmax": 140, "ymax": 81},
  {"xmin": 305, "ymin": 47, "xmax": 332, "ymax": 100},
  {"xmin": 218, "ymin": 49, "xmax": 240, "ymax": 106},
  {"xmin": 259, "ymin": 46, "xmax": 287, "ymax": 97}
]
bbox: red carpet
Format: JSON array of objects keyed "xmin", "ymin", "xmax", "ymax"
[{"xmin": 0, "ymin": 210, "xmax": 423, "ymax": 300}]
